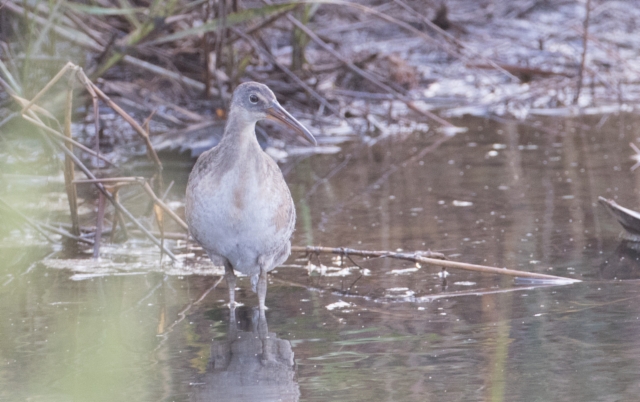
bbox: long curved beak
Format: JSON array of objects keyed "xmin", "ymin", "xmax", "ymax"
[{"xmin": 266, "ymin": 102, "xmax": 317, "ymax": 146}]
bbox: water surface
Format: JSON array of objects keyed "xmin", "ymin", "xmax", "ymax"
[{"xmin": 2, "ymin": 114, "xmax": 640, "ymax": 401}]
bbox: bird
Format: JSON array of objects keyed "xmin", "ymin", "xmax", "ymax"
[{"xmin": 186, "ymin": 82, "xmax": 316, "ymax": 313}]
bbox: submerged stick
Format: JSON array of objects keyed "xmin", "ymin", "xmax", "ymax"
[{"xmin": 292, "ymin": 246, "xmax": 581, "ymax": 283}]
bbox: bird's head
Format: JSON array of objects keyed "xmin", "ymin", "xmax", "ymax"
[{"xmin": 229, "ymin": 82, "xmax": 317, "ymax": 146}]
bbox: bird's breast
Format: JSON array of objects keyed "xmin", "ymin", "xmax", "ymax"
[{"xmin": 186, "ymin": 150, "xmax": 295, "ymax": 270}]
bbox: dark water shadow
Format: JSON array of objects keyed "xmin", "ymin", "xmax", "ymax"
[{"xmin": 599, "ymin": 240, "xmax": 640, "ymax": 280}]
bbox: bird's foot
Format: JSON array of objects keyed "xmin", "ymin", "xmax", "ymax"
[{"xmin": 227, "ymin": 301, "xmax": 243, "ymax": 309}]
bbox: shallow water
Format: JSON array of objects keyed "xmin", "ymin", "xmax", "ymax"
[{"xmin": 3, "ymin": 114, "xmax": 640, "ymax": 401}]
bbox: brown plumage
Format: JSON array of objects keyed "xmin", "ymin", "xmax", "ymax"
[{"xmin": 186, "ymin": 82, "xmax": 316, "ymax": 312}]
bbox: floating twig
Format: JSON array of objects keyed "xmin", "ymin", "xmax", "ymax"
[{"xmin": 292, "ymin": 245, "xmax": 581, "ymax": 283}]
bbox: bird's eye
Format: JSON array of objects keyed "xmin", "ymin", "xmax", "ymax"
[{"xmin": 249, "ymin": 94, "xmax": 259, "ymax": 104}]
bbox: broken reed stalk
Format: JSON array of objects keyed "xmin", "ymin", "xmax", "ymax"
[
  {"xmin": 292, "ymin": 246, "xmax": 581, "ymax": 283},
  {"xmin": 574, "ymin": 0, "xmax": 592, "ymax": 104},
  {"xmin": 76, "ymin": 73, "xmax": 164, "ymax": 174},
  {"xmin": 141, "ymin": 182, "xmax": 189, "ymax": 231},
  {"xmin": 83, "ymin": 75, "xmax": 101, "ymax": 167},
  {"xmin": 110, "ymin": 188, "xmax": 129, "ymax": 242},
  {"xmin": 73, "ymin": 177, "xmax": 188, "ymax": 231},
  {"xmin": 93, "ymin": 193, "xmax": 105, "ymax": 259},
  {"xmin": 13, "ymin": 61, "xmax": 177, "ymax": 258},
  {"xmin": 50, "ymin": 137, "xmax": 177, "ymax": 260},
  {"xmin": 0, "ymin": 74, "xmax": 110, "ymax": 167},
  {"xmin": 73, "ymin": 177, "xmax": 141, "ymax": 184},
  {"xmin": 63, "ymin": 73, "xmax": 80, "ymax": 237},
  {"xmin": 20, "ymin": 114, "xmax": 115, "ymax": 166},
  {"xmin": 17, "ymin": 108, "xmax": 176, "ymax": 260}
]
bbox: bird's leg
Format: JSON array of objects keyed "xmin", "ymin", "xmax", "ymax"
[
  {"xmin": 256, "ymin": 307, "xmax": 272, "ymax": 364},
  {"xmin": 224, "ymin": 260, "xmax": 238, "ymax": 308},
  {"xmin": 257, "ymin": 265, "xmax": 268, "ymax": 313},
  {"xmin": 228, "ymin": 305, "xmax": 238, "ymax": 340}
]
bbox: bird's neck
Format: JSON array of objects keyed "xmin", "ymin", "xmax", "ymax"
[{"xmin": 219, "ymin": 109, "xmax": 261, "ymax": 155}]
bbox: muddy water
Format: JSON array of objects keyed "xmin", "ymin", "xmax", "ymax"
[{"xmin": 3, "ymin": 115, "xmax": 640, "ymax": 401}]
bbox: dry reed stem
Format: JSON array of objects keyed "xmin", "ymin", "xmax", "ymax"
[
  {"xmin": 292, "ymin": 245, "xmax": 581, "ymax": 283},
  {"xmin": 58, "ymin": 142, "xmax": 177, "ymax": 260},
  {"xmin": 20, "ymin": 62, "xmax": 78, "ymax": 114},
  {"xmin": 141, "ymin": 182, "xmax": 189, "ymax": 231},
  {"xmin": 77, "ymin": 73, "xmax": 163, "ymax": 173},
  {"xmin": 19, "ymin": 114, "xmax": 115, "ymax": 166},
  {"xmin": 73, "ymin": 177, "xmax": 188, "ymax": 231},
  {"xmin": 20, "ymin": 106, "xmax": 177, "ymax": 259},
  {"xmin": 93, "ymin": 193, "xmax": 105, "ymax": 258},
  {"xmin": 82, "ymin": 75, "xmax": 101, "ymax": 166},
  {"xmin": 110, "ymin": 188, "xmax": 129, "ymax": 242},
  {"xmin": 63, "ymin": 73, "xmax": 80, "ymax": 237},
  {"xmin": 73, "ymin": 177, "xmax": 142, "ymax": 184},
  {"xmin": 16, "ymin": 62, "xmax": 173, "ymax": 256}
]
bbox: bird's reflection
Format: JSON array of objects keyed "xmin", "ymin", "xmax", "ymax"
[{"xmin": 191, "ymin": 307, "xmax": 299, "ymax": 402}]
